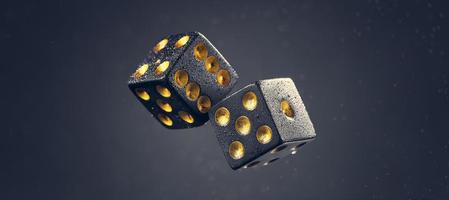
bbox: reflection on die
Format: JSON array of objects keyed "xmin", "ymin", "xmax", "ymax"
[
  {"xmin": 128, "ymin": 32, "xmax": 239, "ymax": 129},
  {"xmin": 209, "ymin": 78, "xmax": 316, "ymax": 170}
]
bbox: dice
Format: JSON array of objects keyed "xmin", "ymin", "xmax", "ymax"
[
  {"xmin": 128, "ymin": 32, "xmax": 239, "ymax": 129},
  {"xmin": 208, "ymin": 78, "xmax": 316, "ymax": 169}
]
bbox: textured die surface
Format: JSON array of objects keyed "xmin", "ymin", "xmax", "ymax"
[
  {"xmin": 210, "ymin": 84, "xmax": 282, "ymax": 169},
  {"xmin": 258, "ymin": 78, "xmax": 316, "ymax": 142},
  {"xmin": 128, "ymin": 32, "xmax": 238, "ymax": 129},
  {"xmin": 168, "ymin": 32, "xmax": 238, "ymax": 108},
  {"xmin": 209, "ymin": 78, "xmax": 315, "ymax": 169},
  {"xmin": 129, "ymin": 80, "xmax": 207, "ymax": 129},
  {"xmin": 128, "ymin": 33, "xmax": 191, "ymax": 84}
]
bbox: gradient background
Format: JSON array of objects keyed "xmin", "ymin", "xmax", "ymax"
[{"xmin": 1, "ymin": 0, "xmax": 449, "ymax": 199}]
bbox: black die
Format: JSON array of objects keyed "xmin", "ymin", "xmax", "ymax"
[
  {"xmin": 209, "ymin": 78, "xmax": 315, "ymax": 169},
  {"xmin": 128, "ymin": 32, "xmax": 239, "ymax": 129}
]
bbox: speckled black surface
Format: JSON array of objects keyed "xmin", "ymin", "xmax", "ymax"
[
  {"xmin": 128, "ymin": 32, "xmax": 238, "ymax": 129},
  {"xmin": 209, "ymin": 78, "xmax": 315, "ymax": 169},
  {"xmin": 128, "ymin": 80, "xmax": 206, "ymax": 129},
  {"xmin": 168, "ymin": 32, "xmax": 238, "ymax": 116},
  {"xmin": 257, "ymin": 78, "xmax": 316, "ymax": 142},
  {"xmin": 128, "ymin": 33, "xmax": 194, "ymax": 84},
  {"xmin": 209, "ymin": 83, "xmax": 281, "ymax": 169}
]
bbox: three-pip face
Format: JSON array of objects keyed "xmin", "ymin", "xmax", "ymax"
[
  {"xmin": 128, "ymin": 32, "xmax": 239, "ymax": 129},
  {"xmin": 209, "ymin": 78, "xmax": 316, "ymax": 169}
]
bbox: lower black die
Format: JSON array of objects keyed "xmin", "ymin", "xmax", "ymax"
[{"xmin": 209, "ymin": 78, "xmax": 316, "ymax": 170}]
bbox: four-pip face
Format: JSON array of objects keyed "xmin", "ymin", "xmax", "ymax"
[
  {"xmin": 208, "ymin": 78, "xmax": 316, "ymax": 169},
  {"xmin": 128, "ymin": 32, "xmax": 239, "ymax": 129}
]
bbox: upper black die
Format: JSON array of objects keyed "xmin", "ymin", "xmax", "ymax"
[
  {"xmin": 208, "ymin": 78, "xmax": 315, "ymax": 169},
  {"xmin": 128, "ymin": 32, "xmax": 239, "ymax": 129}
]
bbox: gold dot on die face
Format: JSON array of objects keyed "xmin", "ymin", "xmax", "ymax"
[
  {"xmin": 156, "ymin": 99, "xmax": 173, "ymax": 112},
  {"xmin": 175, "ymin": 35, "xmax": 189, "ymax": 49},
  {"xmin": 280, "ymin": 99, "xmax": 295, "ymax": 119},
  {"xmin": 185, "ymin": 82, "xmax": 200, "ymax": 101},
  {"xmin": 158, "ymin": 114, "xmax": 173, "ymax": 127},
  {"xmin": 156, "ymin": 85, "xmax": 171, "ymax": 98},
  {"xmin": 216, "ymin": 69, "xmax": 231, "ymax": 86},
  {"xmin": 155, "ymin": 61, "xmax": 170, "ymax": 76},
  {"xmin": 173, "ymin": 70, "xmax": 189, "ymax": 88},
  {"xmin": 205, "ymin": 56, "xmax": 220, "ymax": 73},
  {"xmin": 228, "ymin": 141, "xmax": 245, "ymax": 160},
  {"xmin": 135, "ymin": 88, "xmax": 150, "ymax": 101},
  {"xmin": 133, "ymin": 63, "xmax": 149, "ymax": 79},
  {"xmin": 197, "ymin": 96, "xmax": 212, "ymax": 113},
  {"xmin": 193, "ymin": 43, "xmax": 208, "ymax": 61},
  {"xmin": 153, "ymin": 38, "xmax": 168, "ymax": 53},
  {"xmin": 178, "ymin": 111, "xmax": 194, "ymax": 124},
  {"xmin": 235, "ymin": 116, "xmax": 251, "ymax": 136},
  {"xmin": 256, "ymin": 125, "xmax": 273, "ymax": 144},
  {"xmin": 214, "ymin": 107, "xmax": 230, "ymax": 126},
  {"xmin": 242, "ymin": 91, "xmax": 258, "ymax": 111}
]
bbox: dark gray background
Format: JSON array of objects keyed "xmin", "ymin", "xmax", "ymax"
[{"xmin": 1, "ymin": 0, "xmax": 449, "ymax": 199}]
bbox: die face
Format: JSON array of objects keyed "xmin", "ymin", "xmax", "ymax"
[
  {"xmin": 128, "ymin": 32, "xmax": 197, "ymax": 85},
  {"xmin": 257, "ymin": 78, "xmax": 316, "ymax": 142},
  {"xmin": 168, "ymin": 32, "xmax": 239, "ymax": 116},
  {"xmin": 128, "ymin": 79, "xmax": 208, "ymax": 129},
  {"xmin": 209, "ymin": 84, "xmax": 282, "ymax": 170}
]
